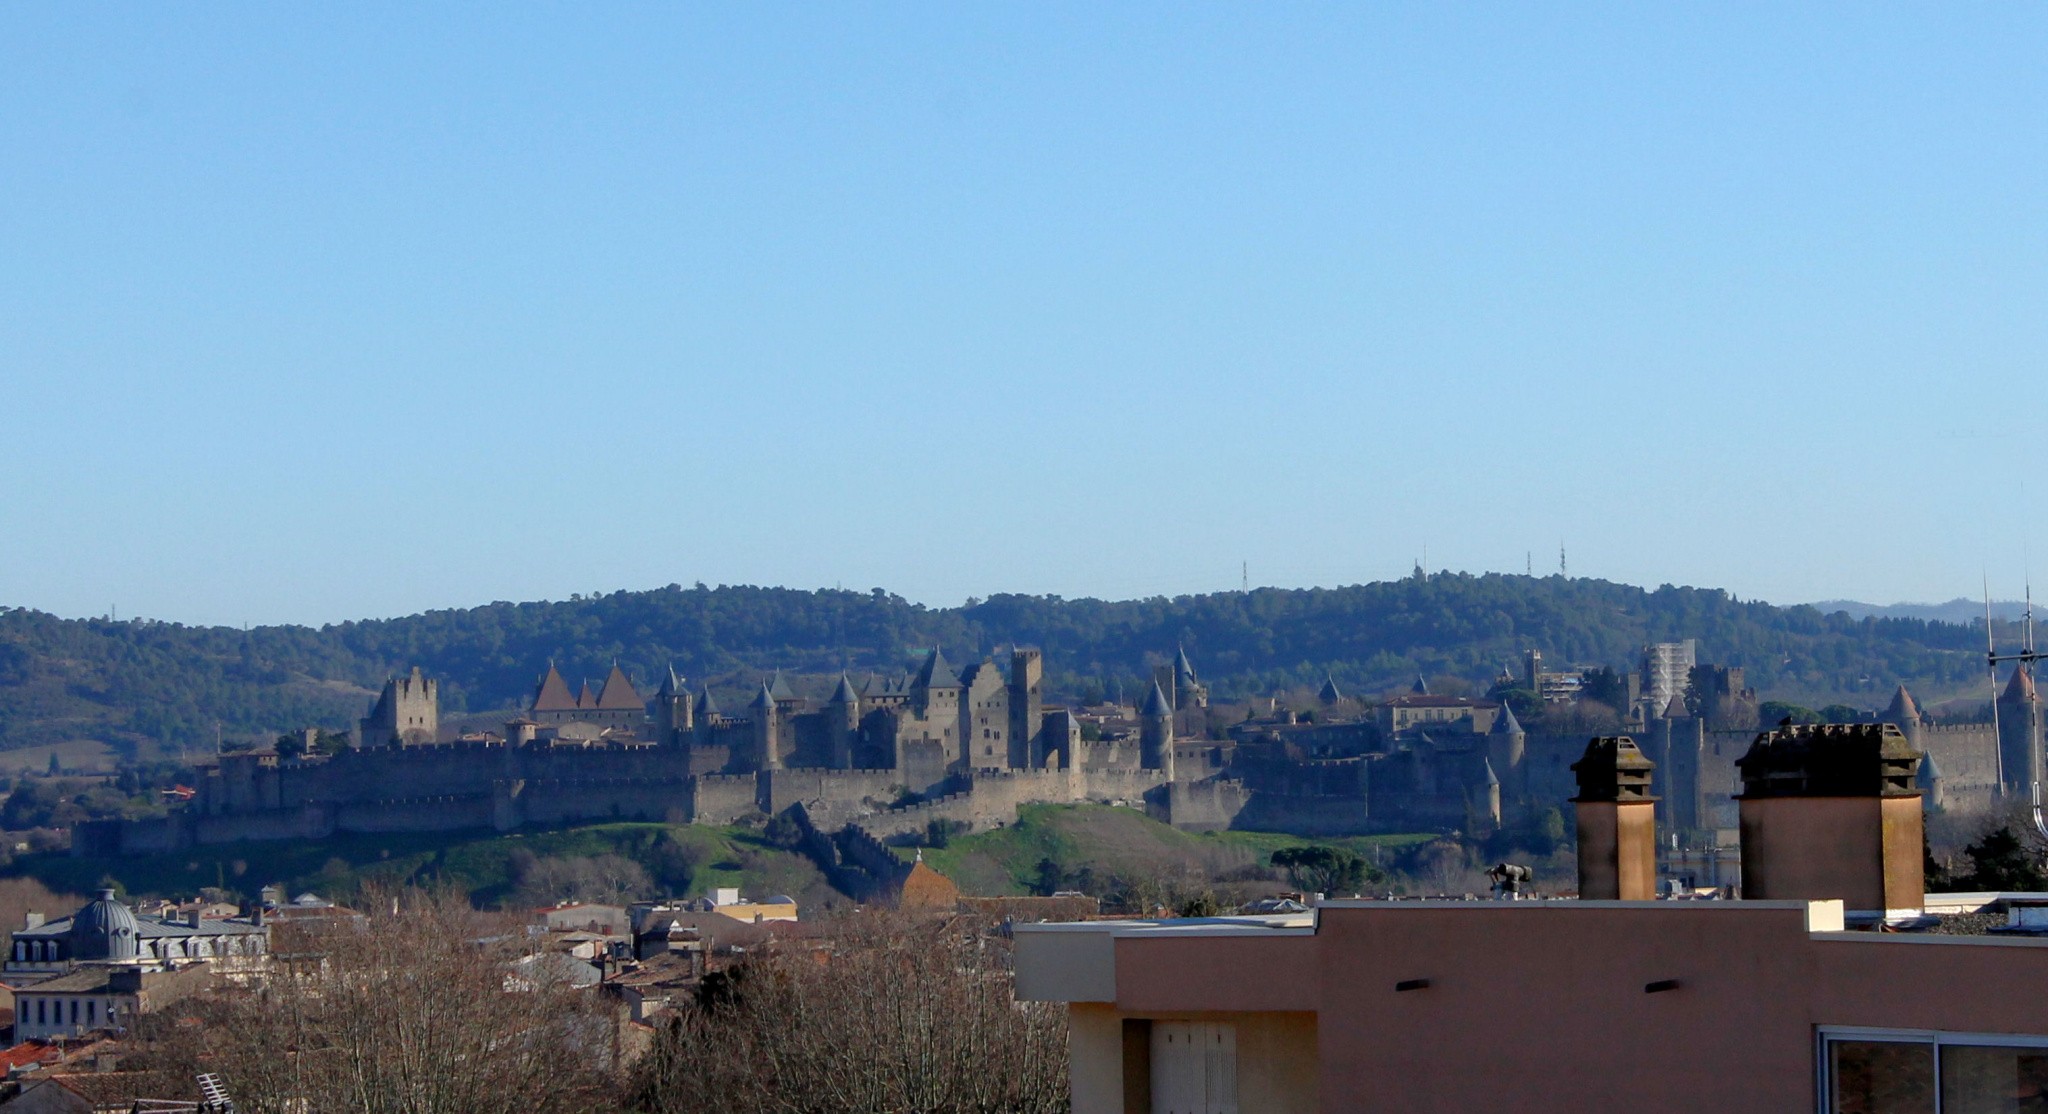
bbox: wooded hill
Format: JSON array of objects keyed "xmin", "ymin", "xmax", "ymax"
[{"xmin": 0, "ymin": 573, "xmax": 2000, "ymax": 752}]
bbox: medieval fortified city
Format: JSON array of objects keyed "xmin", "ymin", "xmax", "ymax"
[
  {"xmin": 82, "ymin": 643, "xmax": 2038, "ymax": 868},
  {"xmin": 8, "ymin": 625, "xmax": 2048, "ymax": 1111}
]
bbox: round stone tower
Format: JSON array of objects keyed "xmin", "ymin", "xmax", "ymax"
[{"xmin": 1140, "ymin": 680, "xmax": 1175, "ymax": 780}]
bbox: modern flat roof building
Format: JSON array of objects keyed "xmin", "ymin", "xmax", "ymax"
[{"xmin": 1015, "ymin": 725, "xmax": 2048, "ymax": 1113}]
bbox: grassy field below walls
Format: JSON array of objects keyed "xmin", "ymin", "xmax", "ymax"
[
  {"xmin": 903, "ymin": 803, "xmax": 1433, "ymax": 896},
  {"xmin": 12, "ymin": 821, "xmax": 836, "ymax": 912}
]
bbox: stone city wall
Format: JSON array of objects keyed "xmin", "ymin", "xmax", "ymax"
[
  {"xmin": 691, "ymin": 774, "xmax": 763, "ymax": 825},
  {"xmin": 506, "ymin": 778, "xmax": 691, "ymax": 827},
  {"xmin": 334, "ymin": 794, "xmax": 494, "ymax": 834},
  {"xmin": 1166, "ymin": 778, "xmax": 1252, "ymax": 832},
  {"xmin": 761, "ymin": 769, "xmax": 909, "ymax": 830}
]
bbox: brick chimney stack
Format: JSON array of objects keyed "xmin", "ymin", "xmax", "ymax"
[
  {"xmin": 1735, "ymin": 722, "xmax": 1925, "ymax": 917},
  {"xmin": 1572, "ymin": 736, "xmax": 1659, "ymax": 900}
]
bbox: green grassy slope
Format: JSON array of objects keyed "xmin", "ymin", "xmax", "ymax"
[
  {"xmin": 908, "ymin": 803, "xmax": 1431, "ymax": 896},
  {"xmin": 11, "ymin": 822, "xmax": 834, "ymax": 911}
]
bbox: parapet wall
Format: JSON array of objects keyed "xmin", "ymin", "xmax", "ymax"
[
  {"xmin": 1231, "ymin": 788, "xmax": 1369, "ymax": 836},
  {"xmin": 691, "ymin": 774, "xmax": 763, "ymax": 825},
  {"xmin": 858, "ymin": 792, "xmax": 979, "ymax": 839},
  {"xmin": 1917, "ymin": 723, "xmax": 2001, "ymax": 792},
  {"xmin": 762, "ymin": 769, "xmax": 906, "ymax": 830},
  {"xmin": 335, "ymin": 794, "xmax": 493, "ymax": 834},
  {"xmin": 837, "ymin": 824, "xmax": 910, "ymax": 896},
  {"xmin": 504, "ymin": 778, "xmax": 693, "ymax": 828},
  {"xmin": 1167, "ymin": 779, "xmax": 1253, "ymax": 832}
]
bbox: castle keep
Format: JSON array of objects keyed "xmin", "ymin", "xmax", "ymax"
[{"xmin": 357, "ymin": 666, "xmax": 437, "ymax": 748}]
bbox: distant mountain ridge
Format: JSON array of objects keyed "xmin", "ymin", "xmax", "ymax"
[
  {"xmin": 1809, "ymin": 598, "xmax": 2028, "ymax": 626},
  {"xmin": 0, "ymin": 574, "xmax": 2014, "ymax": 753}
]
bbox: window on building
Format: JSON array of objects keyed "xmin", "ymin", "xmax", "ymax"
[
  {"xmin": 1823, "ymin": 1029, "xmax": 2048, "ymax": 1113},
  {"xmin": 1151, "ymin": 1021, "xmax": 1237, "ymax": 1114},
  {"xmin": 35, "ymin": 998, "xmax": 44, "ymax": 1026},
  {"xmin": 86, "ymin": 1000, "xmax": 94, "ymax": 1025}
]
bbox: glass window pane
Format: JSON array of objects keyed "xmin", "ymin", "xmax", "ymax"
[
  {"xmin": 1940, "ymin": 1044, "xmax": 2048, "ymax": 1113},
  {"xmin": 1830, "ymin": 1040, "xmax": 1935, "ymax": 1114}
]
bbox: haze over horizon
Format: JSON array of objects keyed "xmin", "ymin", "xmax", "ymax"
[{"xmin": 8, "ymin": 6, "xmax": 2048, "ymax": 628}]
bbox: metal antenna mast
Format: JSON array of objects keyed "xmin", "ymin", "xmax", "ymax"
[
  {"xmin": 1986, "ymin": 580, "xmax": 2048, "ymax": 839},
  {"xmin": 132, "ymin": 1072, "xmax": 235, "ymax": 1113}
]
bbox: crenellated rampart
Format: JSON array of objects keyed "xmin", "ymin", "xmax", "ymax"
[
  {"xmin": 761, "ymin": 768, "xmax": 907, "ymax": 830},
  {"xmin": 858, "ymin": 791, "xmax": 979, "ymax": 839},
  {"xmin": 115, "ymin": 695, "xmax": 1418, "ymax": 853},
  {"xmin": 336, "ymin": 794, "xmax": 493, "ymax": 833}
]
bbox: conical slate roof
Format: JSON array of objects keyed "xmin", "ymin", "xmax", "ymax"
[
  {"xmin": 1142, "ymin": 680, "xmax": 1172, "ymax": 717},
  {"xmin": 658, "ymin": 665, "xmax": 684, "ymax": 698},
  {"xmin": 1318, "ymin": 674, "xmax": 1343, "ymax": 704},
  {"xmin": 1490, "ymin": 701, "xmax": 1522, "ymax": 735},
  {"xmin": 828, "ymin": 673, "xmax": 859, "ymax": 704},
  {"xmin": 1411, "ymin": 675, "xmax": 1430, "ymax": 695},
  {"xmin": 576, "ymin": 680, "xmax": 597, "ymax": 709},
  {"xmin": 532, "ymin": 663, "xmax": 578, "ymax": 713},
  {"xmin": 1175, "ymin": 645, "xmax": 1198, "ymax": 683},
  {"xmin": 595, "ymin": 663, "xmax": 645, "ymax": 710},
  {"xmin": 750, "ymin": 681, "xmax": 778, "ymax": 711},
  {"xmin": 768, "ymin": 670, "xmax": 797, "ymax": 702},
  {"xmin": 1883, "ymin": 684, "xmax": 1921, "ymax": 724},
  {"xmin": 695, "ymin": 684, "xmax": 721, "ymax": 719},
  {"xmin": 913, "ymin": 647, "xmax": 959, "ymax": 690},
  {"xmin": 1663, "ymin": 695, "xmax": 1688, "ymax": 720},
  {"xmin": 1918, "ymin": 750, "xmax": 1943, "ymax": 788},
  {"xmin": 2001, "ymin": 665, "xmax": 2038, "ymax": 704},
  {"xmin": 1482, "ymin": 758, "xmax": 1500, "ymax": 787}
]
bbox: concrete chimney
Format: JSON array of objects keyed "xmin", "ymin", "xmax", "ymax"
[
  {"xmin": 1571, "ymin": 736, "xmax": 1658, "ymax": 900},
  {"xmin": 1735, "ymin": 722, "xmax": 1924, "ymax": 917}
]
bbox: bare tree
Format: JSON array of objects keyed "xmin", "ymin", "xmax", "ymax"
[
  {"xmin": 631, "ymin": 912, "xmax": 1068, "ymax": 1114},
  {"xmin": 512, "ymin": 852, "xmax": 655, "ymax": 907},
  {"xmin": 130, "ymin": 887, "xmax": 620, "ymax": 1114}
]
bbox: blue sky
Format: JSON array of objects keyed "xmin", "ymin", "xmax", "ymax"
[{"xmin": 4, "ymin": 5, "xmax": 2047, "ymax": 627}]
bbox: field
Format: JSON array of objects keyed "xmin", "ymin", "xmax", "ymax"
[
  {"xmin": 5, "ymin": 803, "xmax": 1442, "ymax": 917},
  {"xmin": 11, "ymin": 821, "xmax": 837, "ymax": 912},
  {"xmin": 906, "ymin": 803, "xmax": 1433, "ymax": 896}
]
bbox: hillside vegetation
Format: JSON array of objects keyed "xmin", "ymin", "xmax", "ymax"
[
  {"xmin": 912, "ymin": 803, "xmax": 1435, "ymax": 896},
  {"xmin": 14, "ymin": 821, "xmax": 836, "ymax": 912},
  {"xmin": 0, "ymin": 573, "xmax": 1998, "ymax": 751}
]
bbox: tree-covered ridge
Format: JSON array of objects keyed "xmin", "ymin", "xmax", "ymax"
[{"xmin": 0, "ymin": 574, "xmax": 1999, "ymax": 751}]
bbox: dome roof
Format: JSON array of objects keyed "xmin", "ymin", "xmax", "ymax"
[{"xmin": 68, "ymin": 888, "xmax": 139, "ymax": 961}]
